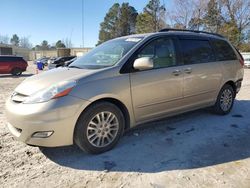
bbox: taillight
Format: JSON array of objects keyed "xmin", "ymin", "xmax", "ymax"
[
  {"xmin": 239, "ymin": 58, "xmax": 244, "ymax": 67},
  {"xmin": 23, "ymin": 60, "xmax": 28, "ymax": 66},
  {"xmin": 234, "ymin": 46, "xmax": 244, "ymax": 67}
]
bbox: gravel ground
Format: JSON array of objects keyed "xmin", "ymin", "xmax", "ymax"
[{"xmin": 0, "ymin": 63, "xmax": 250, "ymax": 188}]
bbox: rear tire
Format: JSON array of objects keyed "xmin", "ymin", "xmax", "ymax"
[
  {"xmin": 213, "ymin": 84, "xmax": 235, "ymax": 115},
  {"xmin": 11, "ymin": 68, "xmax": 22, "ymax": 76},
  {"xmin": 74, "ymin": 102, "xmax": 125, "ymax": 154}
]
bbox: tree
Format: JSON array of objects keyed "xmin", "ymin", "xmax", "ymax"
[
  {"xmin": 220, "ymin": 0, "xmax": 250, "ymax": 46},
  {"xmin": 136, "ymin": 0, "xmax": 166, "ymax": 33},
  {"xmin": 63, "ymin": 38, "xmax": 73, "ymax": 48},
  {"xmin": 173, "ymin": 23, "xmax": 186, "ymax": 29},
  {"xmin": 19, "ymin": 36, "xmax": 32, "ymax": 48},
  {"xmin": 221, "ymin": 0, "xmax": 250, "ymax": 32},
  {"xmin": 188, "ymin": 17, "xmax": 203, "ymax": 30},
  {"xmin": 10, "ymin": 34, "xmax": 20, "ymax": 46},
  {"xmin": 98, "ymin": 3, "xmax": 121, "ymax": 44},
  {"xmin": 118, "ymin": 3, "xmax": 138, "ymax": 36},
  {"xmin": 41, "ymin": 40, "xmax": 49, "ymax": 50},
  {"xmin": 55, "ymin": 40, "xmax": 66, "ymax": 48},
  {"xmin": 136, "ymin": 12, "xmax": 155, "ymax": 33},
  {"xmin": 170, "ymin": 0, "xmax": 207, "ymax": 29},
  {"xmin": 97, "ymin": 3, "xmax": 138, "ymax": 44},
  {"xmin": 219, "ymin": 21, "xmax": 241, "ymax": 46},
  {"xmin": 203, "ymin": 0, "xmax": 223, "ymax": 32}
]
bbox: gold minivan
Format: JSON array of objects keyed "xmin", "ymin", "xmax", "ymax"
[{"xmin": 6, "ymin": 29, "xmax": 244, "ymax": 154}]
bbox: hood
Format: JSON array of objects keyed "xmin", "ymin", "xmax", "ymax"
[{"xmin": 15, "ymin": 67, "xmax": 97, "ymax": 96}]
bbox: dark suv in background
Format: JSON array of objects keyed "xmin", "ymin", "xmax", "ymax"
[
  {"xmin": 48, "ymin": 56, "xmax": 76, "ymax": 69},
  {"xmin": 0, "ymin": 56, "xmax": 28, "ymax": 76}
]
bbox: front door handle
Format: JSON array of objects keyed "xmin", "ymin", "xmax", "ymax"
[
  {"xmin": 184, "ymin": 68, "xmax": 192, "ymax": 74},
  {"xmin": 172, "ymin": 70, "xmax": 181, "ymax": 76}
]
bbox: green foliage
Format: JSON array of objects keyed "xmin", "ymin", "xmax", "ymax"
[
  {"xmin": 96, "ymin": 0, "xmax": 250, "ymax": 51},
  {"xmin": 188, "ymin": 17, "xmax": 203, "ymax": 30},
  {"xmin": 10, "ymin": 34, "xmax": 19, "ymax": 46},
  {"xmin": 203, "ymin": 0, "xmax": 223, "ymax": 32},
  {"xmin": 136, "ymin": 0, "xmax": 166, "ymax": 33},
  {"xmin": 41, "ymin": 40, "xmax": 49, "ymax": 50},
  {"xmin": 97, "ymin": 3, "xmax": 120, "ymax": 45},
  {"xmin": 118, "ymin": 3, "xmax": 138, "ymax": 36},
  {"xmin": 173, "ymin": 23, "xmax": 186, "ymax": 29},
  {"xmin": 239, "ymin": 43, "xmax": 250, "ymax": 52},
  {"xmin": 219, "ymin": 21, "xmax": 241, "ymax": 47},
  {"xmin": 34, "ymin": 40, "xmax": 50, "ymax": 50},
  {"xmin": 136, "ymin": 12, "xmax": 154, "ymax": 33},
  {"xmin": 97, "ymin": 3, "xmax": 137, "ymax": 45},
  {"xmin": 56, "ymin": 40, "xmax": 66, "ymax": 48}
]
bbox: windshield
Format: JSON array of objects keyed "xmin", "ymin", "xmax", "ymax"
[{"xmin": 69, "ymin": 37, "xmax": 143, "ymax": 69}]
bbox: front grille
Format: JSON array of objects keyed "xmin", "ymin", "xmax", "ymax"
[{"xmin": 11, "ymin": 92, "xmax": 28, "ymax": 103}]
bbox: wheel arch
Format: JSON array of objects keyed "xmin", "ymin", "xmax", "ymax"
[
  {"xmin": 224, "ymin": 80, "xmax": 237, "ymax": 97},
  {"xmin": 75, "ymin": 97, "xmax": 131, "ymax": 132},
  {"xmin": 11, "ymin": 67, "xmax": 22, "ymax": 74}
]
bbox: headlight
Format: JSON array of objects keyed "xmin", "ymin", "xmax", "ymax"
[{"xmin": 23, "ymin": 80, "xmax": 77, "ymax": 104}]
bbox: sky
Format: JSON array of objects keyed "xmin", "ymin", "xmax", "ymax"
[{"xmin": 0, "ymin": 0, "xmax": 172, "ymax": 47}]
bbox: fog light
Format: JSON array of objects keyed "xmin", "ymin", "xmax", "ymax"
[{"xmin": 32, "ymin": 131, "xmax": 54, "ymax": 138}]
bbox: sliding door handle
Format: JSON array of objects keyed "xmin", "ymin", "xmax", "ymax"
[
  {"xmin": 184, "ymin": 68, "xmax": 192, "ymax": 74},
  {"xmin": 172, "ymin": 70, "xmax": 181, "ymax": 76}
]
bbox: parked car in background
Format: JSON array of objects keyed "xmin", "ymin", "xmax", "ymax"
[
  {"xmin": 0, "ymin": 56, "xmax": 28, "ymax": 76},
  {"xmin": 48, "ymin": 56, "xmax": 76, "ymax": 69},
  {"xmin": 241, "ymin": 52, "xmax": 250, "ymax": 68},
  {"xmin": 64, "ymin": 57, "xmax": 77, "ymax": 67},
  {"xmin": 47, "ymin": 57, "xmax": 57, "ymax": 66},
  {"xmin": 244, "ymin": 58, "xmax": 250, "ymax": 68},
  {"xmin": 6, "ymin": 29, "xmax": 244, "ymax": 154},
  {"xmin": 34, "ymin": 57, "xmax": 49, "ymax": 66}
]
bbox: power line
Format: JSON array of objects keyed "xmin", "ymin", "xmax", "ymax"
[{"xmin": 82, "ymin": 0, "xmax": 84, "ymax": 48}]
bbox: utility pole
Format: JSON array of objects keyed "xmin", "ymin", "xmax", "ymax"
[{"xmin": 82, "ymin": 0, "xmax": 84, "ymax": 48}]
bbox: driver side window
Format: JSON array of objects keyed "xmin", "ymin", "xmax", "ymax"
[{"xmin": 137, "ymin": 38, "xmax": 176, "ymax": 68}]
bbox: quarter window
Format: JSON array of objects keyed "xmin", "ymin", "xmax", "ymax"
[
  {"xmin": 136, "ymin": 38, "xmax": 176, "ymax": 68},
  {"xmin": 211, "ymin": 39, "xmax": 237, "ymax": 61},
  {"xmin": 180, "ymin": 39, "xmax": 215, "ymax": 65}
]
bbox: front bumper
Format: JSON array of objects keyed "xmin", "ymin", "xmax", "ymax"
[{"xmin": 5, "ymin": 95, "xmax": 90, "ymax": 147}]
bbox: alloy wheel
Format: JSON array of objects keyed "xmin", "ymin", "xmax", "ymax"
[
  {"xmin": 220, "ymin": 88, "xmax": 233, "ymax": 111},
  {"xmin": 86, "ymin": 111, "xmax": 119, "ymax": 148}
]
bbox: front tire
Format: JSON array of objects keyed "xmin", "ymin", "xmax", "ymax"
[
  {"xmin": 74, "ymin": 102, "xmax": 125, "ymax": 154},
  {"xmin": 11, "ymin": 68, "xmax": 22, "ymax": 76},
  {"xmin": 213, "ymin": 84, "xmax": 235, "ymax": 115}
]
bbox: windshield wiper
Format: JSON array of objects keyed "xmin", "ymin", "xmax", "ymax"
[{"xmin": 68, "ymin": 65, "xmax": 81, "ymax": 69}]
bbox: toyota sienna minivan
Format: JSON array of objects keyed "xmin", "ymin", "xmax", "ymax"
[{"xmin": 6, "ymin": 29, "xmax": 244, "ymax": 154}]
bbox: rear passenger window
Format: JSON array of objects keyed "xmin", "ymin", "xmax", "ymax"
[
  {"xmin": 211, "ymin": 39, "xmax": 237, "ymax": 61},
  {"xmin": 0, "ymin": 56, "xmax": 23, "ymax": 62},
  {"xmin": 0, "ymin": 57, "xmax": 11, "ymax": 62},
  {"xmin": 180, "ymin": 39, "xmax": 215, "ymax": 64}
]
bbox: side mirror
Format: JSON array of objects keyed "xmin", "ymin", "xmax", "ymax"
[{"xmin": 133, "ymin": 57, "xmax": 154, "ymax": 71}]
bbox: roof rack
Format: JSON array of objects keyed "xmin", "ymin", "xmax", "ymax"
[{"xmin": 158, "ymin": 28, "xmax": 225, "ymax": 38}]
